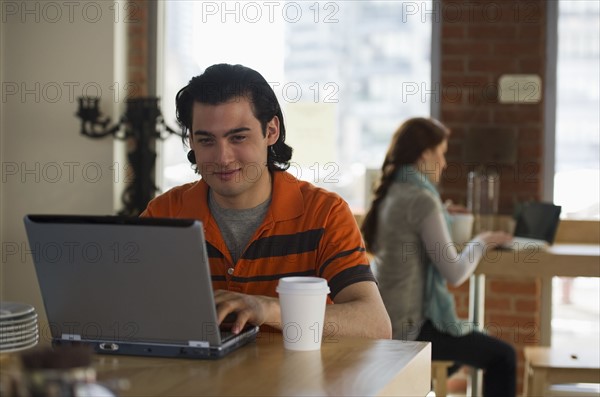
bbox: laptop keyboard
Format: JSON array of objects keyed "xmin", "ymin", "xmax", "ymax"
[{"xmin": 220, "ymin": 330, "xmax": 235, "ymax": 342}]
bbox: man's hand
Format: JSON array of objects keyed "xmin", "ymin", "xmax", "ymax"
[
  {"xmin": 214, "ymin": 282, "xmax": 392, "ymax": 339},
  {"xmin": 214, "ymin": 290, "xmax": 280, "ymax": 334}
]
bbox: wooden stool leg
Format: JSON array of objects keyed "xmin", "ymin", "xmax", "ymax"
[
  {"xmin": 523, "ymin": 359, "xmax": 531, "ymax": 396},
  {"xmin": 530, "ymin": 368, "xmax": 548, "ymax": 396},
  {"xmin": 433, "ymin": 365, "xmax": 448, "ymax": 397}
]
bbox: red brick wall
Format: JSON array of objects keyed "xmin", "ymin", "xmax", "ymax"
[
  {"xmin": 127, "ymin": 0, "xmax": 148, "ymax": 97},
  {"xmin": 440, "ymin": 1, "xmax": 547, "ymax": 393},
  {"xmin": 439, "ymin": 0, "xmax": 546, "ymax": 213}
]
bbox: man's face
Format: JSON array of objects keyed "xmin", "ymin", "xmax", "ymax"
[{"xmin": 189, "ymin": 97, "xmax": 279, "ymax": 209}]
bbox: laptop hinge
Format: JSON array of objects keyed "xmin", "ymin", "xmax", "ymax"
[
  {"xmin": 62, "ymin": 333, "xmax": 82, "ymax": 341},
  {"xmin": 188, "ymin": 340, "xmax": 209, "ymax": 348}
]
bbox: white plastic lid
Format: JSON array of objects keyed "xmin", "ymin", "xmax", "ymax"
[{"xmin": 276, "ymin": 277, "xmax": 330, "ymax": 295}]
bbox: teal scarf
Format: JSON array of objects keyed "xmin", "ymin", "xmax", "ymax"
[{"xmin": 395, "ymin": 165, "xmax": 465, "ymax": 336}]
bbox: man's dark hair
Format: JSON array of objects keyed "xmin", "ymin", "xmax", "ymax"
[{"xmin": 175, "ymin": 63, "xmax": 293, "ymax": 171}]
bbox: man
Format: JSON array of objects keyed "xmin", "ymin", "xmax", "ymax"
[{"xmin": 142, "ymin": 64, "xmax": 391, "ymax": 339}]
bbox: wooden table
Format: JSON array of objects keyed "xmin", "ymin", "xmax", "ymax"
[
  {"xmin": 475, "ymin": 244, "xmax": 600, "ymax": 279},
  {"xmin": 467, "ymin": 244, "xmax": 600, "ymax": 394},
  {"xmin": 472, "ymin": 244, "xmax": 600, "ymax": 342},
  {"xmin": 93, "ymin": 333, "xmax": 432, "ymax": 396},
  {"xmin": 523, "ymin": 346, "xmax": 600, "ymax": 396}
]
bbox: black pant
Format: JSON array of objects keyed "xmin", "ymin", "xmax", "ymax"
[{"xmin": 417, "ymin": 320, "xmax": 516, "ymax": 397}]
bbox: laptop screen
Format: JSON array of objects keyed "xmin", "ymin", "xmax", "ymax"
[
  {"xmin": 513, "ymin": 202, "xmax": 562, "ymax": 244},
  {"xmin": 24, "ymin": 215, "xmax": 222, "ymax": 346}
]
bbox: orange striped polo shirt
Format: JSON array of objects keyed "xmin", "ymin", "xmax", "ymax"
[{"xmin": 141, "ymin": 171, "xmax": 375, "ymax": 301}]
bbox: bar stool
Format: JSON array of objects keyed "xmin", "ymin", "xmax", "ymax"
[
  {"xmin": 431, "ymin": 360, "xmax": 454, "ymax": 397},
  {"xmin": 523, "ymin": 346, "xmax": 600, "ymax": 396}
]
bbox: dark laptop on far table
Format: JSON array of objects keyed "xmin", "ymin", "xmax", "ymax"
[{"xmin": 504, "ymin": 202, "xmax": 562, "ymax": 251}]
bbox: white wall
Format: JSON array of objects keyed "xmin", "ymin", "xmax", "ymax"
[{"xmin": 1, "ymin": 1, "xmax": 125, "ymax": 328}]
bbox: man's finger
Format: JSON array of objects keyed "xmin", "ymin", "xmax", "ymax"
[
  {"xmin": 215, "ymin": 298, "xmax": 241, "ymax": 324},
  {"xmin": 232, "ymin": 310, "xmax": 251, "ymax": 335}
]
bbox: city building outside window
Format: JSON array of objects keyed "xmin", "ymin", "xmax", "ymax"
[
  {"xmin": 553, "ymin": 0, "xmax": 599, "ymax": 220},
  {"xmin": 551, "ymin": 0, "xmax": 599, "ymax": 367}
]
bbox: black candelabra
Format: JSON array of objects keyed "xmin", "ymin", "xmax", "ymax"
[{"xmin": 76, "ymin": 97, "xmax": 180, "ymax": 216}]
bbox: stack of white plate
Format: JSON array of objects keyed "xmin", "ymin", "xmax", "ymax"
[{"xmin": 0, "ymin": 301, "xmax": 39, "ymax": 353}]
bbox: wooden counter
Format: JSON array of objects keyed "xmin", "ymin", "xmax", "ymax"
[
  {"xmin": 475, "ymin": 244, "xmax": 600, "ymax": 278},
  {"xmin": 470, "ymin": 243, "xmax": 599, "ymax": 347},
  {"xmin": 93, "ymin": 333, "xmax": 432, "ymax": 396},
  {"xmin": 468, "ymin": 243, "xmax": 600, "ymax": 394}
]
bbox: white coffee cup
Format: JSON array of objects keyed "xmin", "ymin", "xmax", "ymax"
[
  {"xmin": 276, "ymin": 277, "xmax": 330, "ymax": 351},
  {"xmin": 449, "ymin": 213, "xmax": 474, "ymax": 245}
]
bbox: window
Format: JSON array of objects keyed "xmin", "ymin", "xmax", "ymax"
[
  {"xmin": 158, "ymin": 1, "xmax": 433, "ymax": 212},
  {"xmin": 551, "ymin": 0, "xmax": 599, "ymax": 359},
  {"xmin": 553, "ymin": 0, "xmax": 600, "ymax": 219}
]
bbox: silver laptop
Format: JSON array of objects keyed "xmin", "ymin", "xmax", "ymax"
[{"xmin": 24, "ymin": 215, "xmax": 259, "ymax": 359}]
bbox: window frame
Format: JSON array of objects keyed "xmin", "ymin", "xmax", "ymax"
[{"xmin": 544, "ymin": 0, "xmax": 558, "ymax": 202}]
